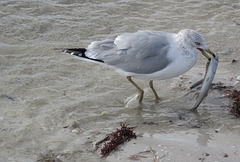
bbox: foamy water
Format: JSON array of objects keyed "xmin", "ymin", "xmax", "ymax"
[{"xmin": 0, "ymin": 0, "xmax": 240, "ymax": 161}]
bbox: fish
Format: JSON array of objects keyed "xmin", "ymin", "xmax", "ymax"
[{"xmin": 192, "ymin": 53, "xmax": 219, "ymax": 109}]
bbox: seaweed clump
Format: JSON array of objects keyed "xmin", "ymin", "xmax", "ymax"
[
  {"xmin": 101, "ymin": 122, "xmax": 137, "ymax": 157},
  {"xmin": 223, "ymin": 89, "xmax": 240, "ymax": 118}
]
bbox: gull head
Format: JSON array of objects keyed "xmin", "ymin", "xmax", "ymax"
[{"xmin": 178, "ymin": 29, "xmax": 215, "ymax": 59}]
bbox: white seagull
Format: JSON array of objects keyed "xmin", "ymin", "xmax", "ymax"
[{"xmin": 62, "ymin": 29, "xmax": 215, "ymax": 103}]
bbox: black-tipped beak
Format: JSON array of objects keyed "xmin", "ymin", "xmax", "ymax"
[
  {"xmin": 198, "ymin": 48, "xmax": 216, "ymax": 60},
  {"xmin": 205, "ymin": 49, "xmax": 216, "ymax": 58}
]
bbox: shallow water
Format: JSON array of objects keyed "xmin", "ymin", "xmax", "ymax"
[{"xmin": 0, "ymin": 0, "xmax": 240, "ymax": 161}]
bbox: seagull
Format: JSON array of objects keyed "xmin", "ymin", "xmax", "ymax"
[{"xmin": 62, "ymin": 29, "xmax": 215, "ymax": 103}]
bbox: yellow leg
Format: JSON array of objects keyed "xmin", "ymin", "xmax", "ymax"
[
  {"xmin": 126, "ymin": 76, "xmax": 144, "ymax": 103},
  {"xmin": 149, "ymin": 80, "xmax": 160, "ymax": 101}
]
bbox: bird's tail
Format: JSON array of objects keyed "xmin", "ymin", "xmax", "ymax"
[
  {"xmin": 62, "ymin": 48, "xmax": 86, "ymax": 57},
  {"xmin": 60, "ymin": 48, "xmax": 104, "ymax": 63}
]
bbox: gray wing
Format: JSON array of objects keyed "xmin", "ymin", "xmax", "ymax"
[{"xmin": 85, "ymin": 31, "xmax": 172, "ymax": 74}]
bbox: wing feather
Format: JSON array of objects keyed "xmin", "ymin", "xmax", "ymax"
[{"xmin": 85, "ymin": 31, "xmax": 173, "ymax": 74}]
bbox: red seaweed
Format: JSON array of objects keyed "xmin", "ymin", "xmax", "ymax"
[
  {"xmin": 222, "ymin": 89, "xmax": 240, "ymax": 118},
  {"xmin": 100, "ymin": 122, "xmax": 137, "ymax": 157}
]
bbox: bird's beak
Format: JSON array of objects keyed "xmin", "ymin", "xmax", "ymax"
[
  {"xmin": 205, "ymin": 49, "xmax": 216, "ymax": 58},
  {"xmin": 198, "ymin": 48, "xmax": 216, "ymax": 60}
]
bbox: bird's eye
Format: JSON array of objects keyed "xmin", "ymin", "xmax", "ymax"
[{"xmin": 195, "ymin": 42, "xmax": 201, "ymax": 45}]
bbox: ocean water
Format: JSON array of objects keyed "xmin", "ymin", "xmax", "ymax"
[{"xmin": 0, "ymin": 0, "xmax": 240, "ymax": 161}]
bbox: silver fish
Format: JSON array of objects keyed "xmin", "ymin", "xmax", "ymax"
[{"xmin": 192, "ymin": 53, "xmax": 219, "ymax": 109}]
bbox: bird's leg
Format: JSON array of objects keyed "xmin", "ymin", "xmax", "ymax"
[
  {"xmin": 149, "ymin": 80, "xmax": 160, "ymax": 101},
  {"xmin": 126, "ymin": 76, "xmax": 144, "ymax": 103}
]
